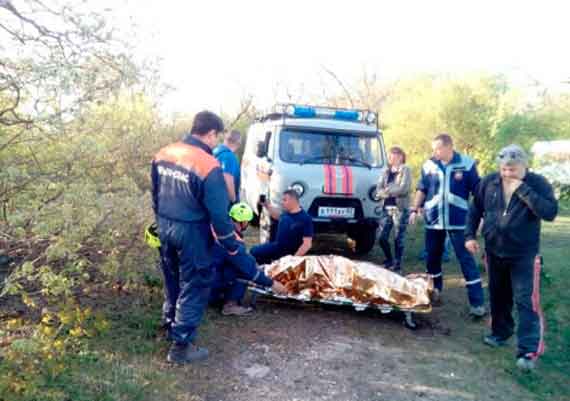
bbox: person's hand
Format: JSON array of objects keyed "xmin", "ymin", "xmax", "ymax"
[
  {"xmin": 377, "ymin": 189, "xmax": 389, "ymax": 199},
  {"xmin": 465, "ymin": 239, "xmax": 480, "ymax": 255},
  {"xmin": 408, "ymin": 208, "xmax": 423, "ymax": 225},
  {"xmin": 271, "ymin": 280, "xmax": 287, "ymax": 295}
]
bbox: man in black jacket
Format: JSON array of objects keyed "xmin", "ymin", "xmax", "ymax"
[{"xmin": 465, "ymin": 144, "xmax": 558, "ymax": 371}]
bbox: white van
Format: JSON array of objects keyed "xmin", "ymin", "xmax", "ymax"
[{"xmin": 240, "ymin": 104, "xmax": 387, "ymax": 254}]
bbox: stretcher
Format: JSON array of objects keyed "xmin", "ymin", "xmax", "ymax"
[{"xmin": 240, "ymin": 255, "xmax": 434, "ymax": 329}]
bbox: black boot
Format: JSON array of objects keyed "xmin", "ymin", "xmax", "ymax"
[{"xmin": 167, "ymin": 343, "xmax": 209, "ymax": 364}]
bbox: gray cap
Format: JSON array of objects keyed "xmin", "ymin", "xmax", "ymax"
[{"xmin": 497, "ymin": 144, "xmax": 528, "ymax": 166}]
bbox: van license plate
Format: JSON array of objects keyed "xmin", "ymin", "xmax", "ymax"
[{"xmin": 318, "ymin": 207, "xmax": 355, "ymax": 218}]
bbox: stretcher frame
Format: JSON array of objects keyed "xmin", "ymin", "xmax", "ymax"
[{"xmin": 238, "ymin": 279, "xmax": 431, "ymax": 329}]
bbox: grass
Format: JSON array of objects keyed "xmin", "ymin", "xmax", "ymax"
[
  {"xmin": 1, "ymin": 205, "xmax": 569, "ymax": 401},
  {"xmin": 507, "ymin": 208, "xmax": 570, "ymax": 400},
  {"xmin": 403, "ymin": 206, "xmax": 570, "ymax": 401}
]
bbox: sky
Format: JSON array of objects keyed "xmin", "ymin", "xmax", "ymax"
[{"xmin": 114, "ymin": 0, "xmax": 570, "ymax": 116}]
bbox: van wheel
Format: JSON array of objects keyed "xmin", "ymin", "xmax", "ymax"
[
  {"xmin": 259, "ymin": 208, "xmax": 278, "ymax": 244},
  {"xmin": 348, "ymin": 226, "xmax": 377, "ymax": 255}
]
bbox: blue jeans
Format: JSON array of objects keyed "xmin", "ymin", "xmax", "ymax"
[
  {"xmin": 425, "ymin": 229, "xmax": 484, "ymax": 307},
  {"xmin": 378, "ymin": 208, "xmax": 409, "ymax": 268}
]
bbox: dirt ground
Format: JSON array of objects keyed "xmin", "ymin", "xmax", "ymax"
[{"xmin": 156, "ymin": 228, "xmax": 536, "ymax": 401}]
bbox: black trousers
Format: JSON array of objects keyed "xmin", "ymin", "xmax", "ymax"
[{"xmin": 487, "ymin": 252, "xmax": 545, "ymax": 359}]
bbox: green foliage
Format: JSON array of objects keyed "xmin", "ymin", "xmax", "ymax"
[
  {"xmin": 382, "ymin": 73, "xmax": 570, "ymax": 177},
  {"xmin": 0, "ymin": 300, "xmax": 170, "ymax": 401}
]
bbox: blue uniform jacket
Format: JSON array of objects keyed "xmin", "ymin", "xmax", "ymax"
[
  {"xmin": 151, "ymin": 135, "xmax": 240, "ymax": 254},
  {"xmin": 417, "ymin": 152, "xmax": 480, "ymax": 230},
  {"xmin": 213, "ymin": 144, "xmax": 240, "ymax": 201}
]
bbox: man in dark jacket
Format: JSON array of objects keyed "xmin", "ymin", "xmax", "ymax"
[
  {"xmin": 465, "ymin": 144, "xmax": 558, "ymax": 371},
  {"xmin": 151, "ymin": 111, "xmax": 241, "ymax": 364}
]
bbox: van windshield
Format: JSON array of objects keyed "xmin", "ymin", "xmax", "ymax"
[{"xmin": 279, "ymin": 129, "xmax": 384, "ymax": 168}]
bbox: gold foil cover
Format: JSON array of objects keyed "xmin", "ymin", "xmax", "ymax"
[{"xmin": 264, "ymin": 255, "xmax": 433, "ymax": 309}]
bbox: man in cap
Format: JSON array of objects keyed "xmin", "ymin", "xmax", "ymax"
[{"xmin": 465, "ymin": 144, "xmax": 558, "ymax": 371}]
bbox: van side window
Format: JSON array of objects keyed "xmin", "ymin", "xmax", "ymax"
[{"xmin": 264, "ymin": 130, "xmax": 273, "ymax": 160}]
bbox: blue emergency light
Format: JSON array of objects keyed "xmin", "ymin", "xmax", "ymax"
[
  {"xmin": 333, "ymin": 110, "xmax": 360, "ymax": 121},
  {"xmin": 271, "ymin": 104, "xmax": 378, "ymax": 126},
  {"xmin": 288, "ymin": 105, "xmax": 317, "ymax": 118}
]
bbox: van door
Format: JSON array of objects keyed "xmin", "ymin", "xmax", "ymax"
[
  {"xmin": 240, "ymin": 125, "xmax": 260, "ymax": 208},
  {"xmin": 254, "ymin": 129, "xmax": 274, "ymax": 202}
]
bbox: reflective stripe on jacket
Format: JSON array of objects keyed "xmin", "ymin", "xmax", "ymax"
[
  {"xmin": 151, "ymin": 135, "xmax": 239, "ymax": 253},
  {"xmin": 417, "ymin": 152, "xmax": 479, "ymax": 230}
]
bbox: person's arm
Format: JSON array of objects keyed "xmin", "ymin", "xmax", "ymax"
[
  {"xmin": 203, "ymin": 168, "xmax": 240, "ymax": 254},
  {"xmin": 514, "ymin": 175, "xmax": 558, "ymax": 221},
  {"xmin": 386, "ymin": 166, "xmax": 412, "ymax": 197},
  {"xmin": 223, "ymin": 173, "xmax": 237, "ymax": 203},
  {"xmin": 217, "ymin": 152, "xmax": 239, "ymax": 203},
  {"xmin": 408, "ymin": 190, "xmax": 426, "ymax": 224},
  {"xmin": 294, "ymin": 237, "xmax": 312, "ymax": 256},
  {"xmin": 465, "ymin": 179, "xmax": 485, "ymax": 242},
  {"xmin": 150, "ymin": 161, "xmax": 159, "ymax": 215},
  {"xmin": 294, "ymin": 215, "xmax": 313, "ymax": 256},
  {"xmin": 225, "ymin": 247, "xmax": 288, "ymax": 294},
  {"xmin": 375, "ymin": 170, "xmax": 388, "ymax": 198},
  {"xmin": 409, "ymin": 163, "xmax": 428, "ymax": 224},
  {"xmin": 468, "ymin": 162, "xmax": 481, "ymax": 197},
  {"xmin": 262, "ymin": 201, "xmax": 281, "ymax": 220},
  {"xmin": 226, "ymin": 246, "xmax": 272, "ymax": 286}
]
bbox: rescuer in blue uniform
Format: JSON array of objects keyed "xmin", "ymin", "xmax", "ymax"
[
  {"xmin": 409, "ymin": 133, "xmax": 485, "ymax": 316},
  {"xmin": 151, "ymin": 111, "xmax": 241, "ymax": 364},
  {"xmin": 210, "ymin": 202, "xmax": 287, "ymax": 316}
]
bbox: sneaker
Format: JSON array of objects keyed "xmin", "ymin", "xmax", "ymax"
[
  {"xmin": 222, "ymin": 304, "xmax": 254, "ymax": 316},
  {"xmin": 167, "ymin": 343, "xmax": 208, "ymax": 364},
  {"xmin": 382, "ymin": 259, "xmax": 394, "ymax": 269},
  {"xmin": 483, "ymin": 334, "xmax": 510, "ymax": 348},
  {"xmin": 516, "ymin": 356, "xmax": 536, "ymax": 371},
  {"xmin": 430, "ymin": 288, "xmax": 442, "ymax": 306},
  {"xmin": 469, "ymin": 305, "xmax": 486, "ymax": 317}
]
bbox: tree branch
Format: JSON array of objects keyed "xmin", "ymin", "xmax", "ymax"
[{"xmin": 321, "ymin": 65, "xmax": 355, "ymax": 108}]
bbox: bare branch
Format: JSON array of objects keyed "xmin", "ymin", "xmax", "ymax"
[
  {"xmin": 0, "ymin": 127, "xmax": 27, "ymax": 152},
  {"xmin": 321, "ymin": 65, "xmax": 355, "ymax": 108},
  {"xmin": 228, "ymin": 95, "xmax": 253, "ymax": 129}
]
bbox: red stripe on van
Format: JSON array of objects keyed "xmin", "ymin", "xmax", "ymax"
[
  {"xmin": 323, "ymin": 165, "xmax": 331, "ymax": 193},
  {"xmin": 346, "ymin": 166, "xmax": 354, "ymax": 195},
  {"xmin": 330, "ymin": 165, "xmax": 337, "ymax": 194}
]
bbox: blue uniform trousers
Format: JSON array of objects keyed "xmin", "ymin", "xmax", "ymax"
[
  {"xmin": 425, "ymin": 228, "xmax": 484, "ymax": 307},
  {"xmin": 158, "ymin": 217, "xmax": 214, "ymax": 345}
]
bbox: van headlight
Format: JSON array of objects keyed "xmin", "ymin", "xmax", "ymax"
[
  {"xmin": 368, "ymin": 186, "xmax": 379, "ymax": 201},
  {"xmin": 290, "ymin": 182, "xmax": 305, "ymax": 197}
]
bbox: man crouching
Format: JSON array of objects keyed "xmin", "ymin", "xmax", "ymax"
[{"xmin": 465, "ymin": 144, "xmax": 558, "ymax": 371}]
